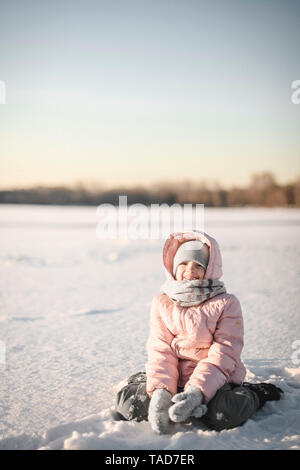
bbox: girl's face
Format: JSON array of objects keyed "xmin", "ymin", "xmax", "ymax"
[{"xmin": 175, "ymin": 261, "xmax": 206, "ymax": 281}]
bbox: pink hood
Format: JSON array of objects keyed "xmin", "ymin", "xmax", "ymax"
[
  {"xmin": 162, "ymin": 230, "xmax": 223, "ymax": 281},
  {"xmin": 145, "ymin": 230, "xmax": 246, "ymax": 403}
]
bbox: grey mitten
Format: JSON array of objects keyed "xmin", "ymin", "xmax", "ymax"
[
  {"xmin": 148, "ymin": 388, "xmax": 173, "ymax": 434},
  {"xmin": 191, "ymin": 403, "xmax": 208, "ymax": 418},
  {"xmin": 168, "ymin": 386, "xmax": 206, "ymax": 423}
]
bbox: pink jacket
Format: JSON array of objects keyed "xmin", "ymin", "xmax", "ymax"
[{"xmin": 145, "ymin": 231, "xmax": 246, "ymax": 404}]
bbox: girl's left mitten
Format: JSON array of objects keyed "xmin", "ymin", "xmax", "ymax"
[{"xmin": 169, "ymin": 386, "xmax": 204, "ymax": 423}]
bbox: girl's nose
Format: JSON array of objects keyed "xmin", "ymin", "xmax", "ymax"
[{"xmin": 185, "ymin": 263, "xmax": 196, "ymax": 274}]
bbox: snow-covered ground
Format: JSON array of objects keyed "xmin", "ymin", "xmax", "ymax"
[{"xmin": 0, "ymin": 204, "xmax": 299, "ymax": 450}]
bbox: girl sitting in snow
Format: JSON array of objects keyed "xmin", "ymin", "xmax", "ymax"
[{"xmin": 112, "ymin": 230, "xmax": 282, "ymax": 434}]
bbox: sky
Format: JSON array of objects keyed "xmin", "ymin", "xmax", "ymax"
[{"xmin": 0, "ymin": 0, "xmax": 299, "ymax": 190}]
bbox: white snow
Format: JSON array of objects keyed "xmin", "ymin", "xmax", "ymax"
[{"xmin": 0, "ymin": 204, "xmax": 299, "ymax": 450}]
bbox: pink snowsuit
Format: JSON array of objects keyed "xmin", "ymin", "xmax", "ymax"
[{"xmin": 145, "ymin": 231, "xmax": 247, "ymax": 404}]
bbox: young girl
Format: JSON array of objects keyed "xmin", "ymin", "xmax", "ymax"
[{"xmin": 113, "ymin": 230, "xmax": 282, "ymax": 434}]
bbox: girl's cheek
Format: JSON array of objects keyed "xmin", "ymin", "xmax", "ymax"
[{"xmin": 176, "ymin": 269, "xmax": 184, "ymax": 280}]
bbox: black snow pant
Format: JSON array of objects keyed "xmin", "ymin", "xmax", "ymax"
[{"xmin": 113, "ymin": 371, "xmax": 260, "ymax": 432}]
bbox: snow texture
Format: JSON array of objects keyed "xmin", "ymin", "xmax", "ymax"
[{"xmin": 0, "ymin": 205, "xmax": 300, "ymax": 450}]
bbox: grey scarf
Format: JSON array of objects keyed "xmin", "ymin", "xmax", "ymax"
[{"xmin": 160, "ymin": 278, "xmax": 226, "ymax": 307}]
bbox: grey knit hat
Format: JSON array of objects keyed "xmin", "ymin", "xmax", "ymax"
[{"xmin": 173, "ymin": 240, "xmax": 209, "ymax": 276}]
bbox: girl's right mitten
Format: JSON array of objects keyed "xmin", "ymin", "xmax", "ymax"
[{"xmin": 148, "ymin": 388, "xmax": 172, "ymax": 434}]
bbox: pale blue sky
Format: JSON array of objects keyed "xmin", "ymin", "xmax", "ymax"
[{"xmin": 0, "ymin": 0, "xmax": 299, "ymax": 189}]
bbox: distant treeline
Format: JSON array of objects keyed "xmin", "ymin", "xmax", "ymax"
[{"xmin": 1, "ymin": 172, "xmax": 300, "ymax": 207}]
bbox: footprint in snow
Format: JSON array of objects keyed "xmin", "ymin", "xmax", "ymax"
[
  {"xmin": 73, "ymin": 308, "xmax": 122, "ymax": 317},
  {"xmin": 11, "ymin": 316, "xmax": 42, "ymax": 322}
]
